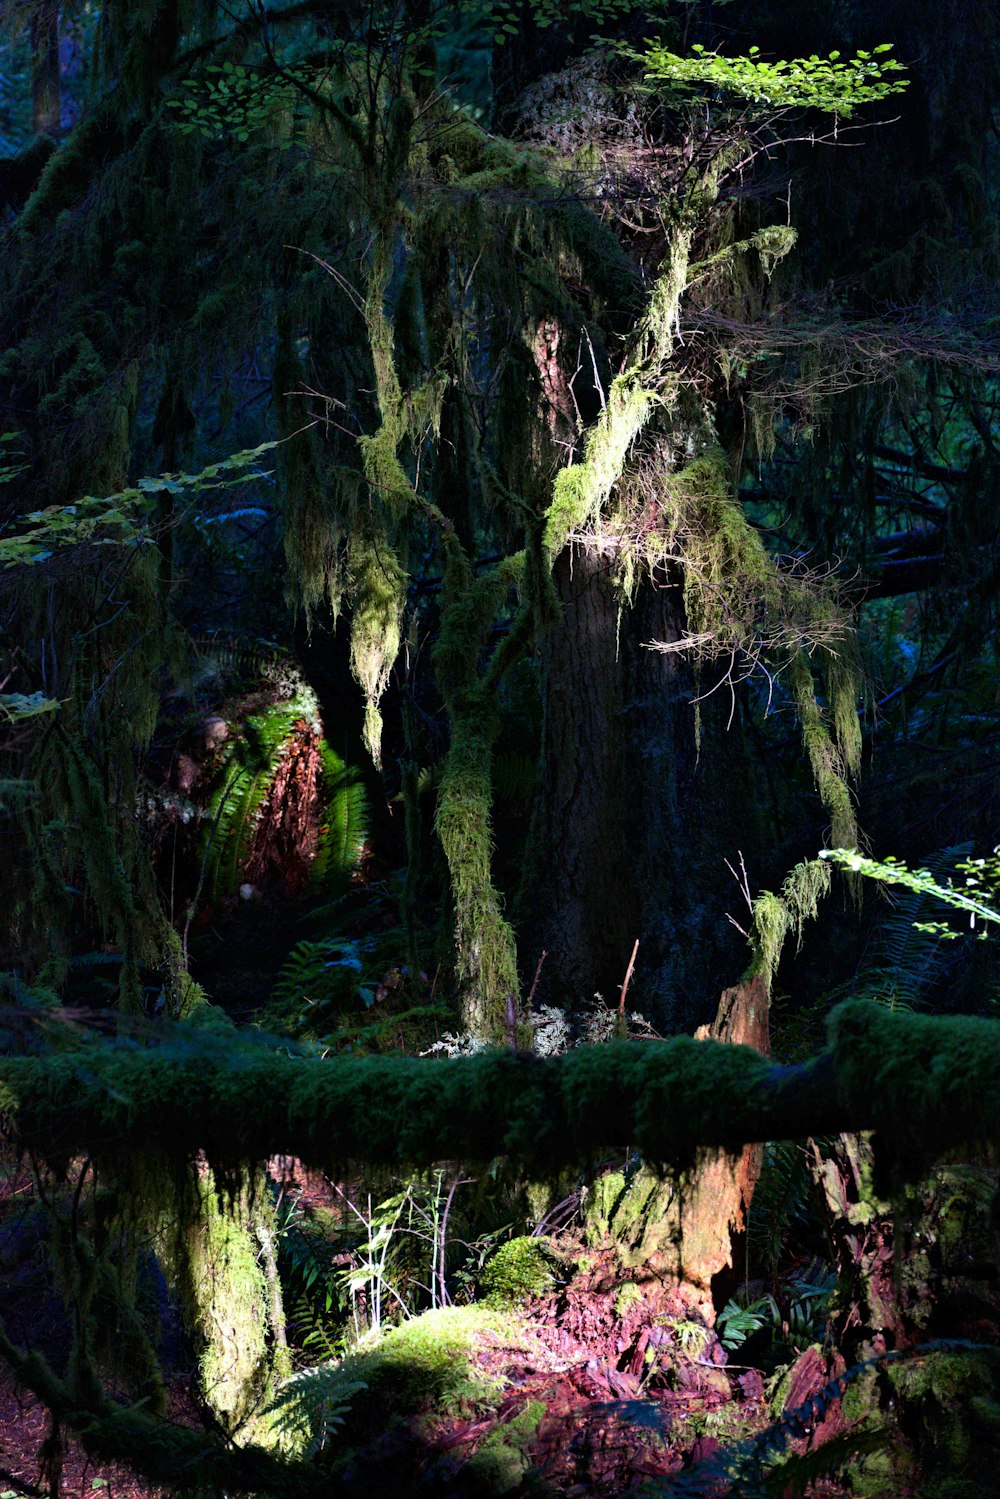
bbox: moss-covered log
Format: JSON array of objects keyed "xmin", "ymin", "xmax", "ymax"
[{"xmin": 2, "ymin": 1002, "xmax": 997, "ymax": 1184}]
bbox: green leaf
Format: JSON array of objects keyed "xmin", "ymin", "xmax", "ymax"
[{"xmin": 0, "ymin": 692, "xmax": 60, "ymax": 721}]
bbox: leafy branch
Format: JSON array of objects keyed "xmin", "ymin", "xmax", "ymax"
[
  {"xmin": 820, "ymin": 848, "xmax": 1000, "ymax": 934},
  {"xmin": 635, "ymin": 42, "xmax": 907, "ymax": 117},
  {"xmin": 0, "ymin": 441, "xmax": 279, "ymax": 569}
]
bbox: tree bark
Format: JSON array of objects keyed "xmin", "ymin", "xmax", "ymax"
[
  {"xmin": 516, "ymin": 544, "xmax": 638, "ymax": 1010},
  {"xmin": 518, "ymin": 543, "xmax": 762, "ymax": 1028}
]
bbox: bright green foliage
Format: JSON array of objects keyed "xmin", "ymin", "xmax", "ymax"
[
  {"xmin": 265, "ymin": 1363, "xmax": 370, "ymax": 1458},
  {"xmin": 637, "ymin": 42, "xmax": 908, "ymax": 117},
  {"xmin": 821, "ymin": 848, "xmax": 1000, "ymax": 935},
  {"xmin": 750, "ymin": 858, "xmax": 832, "ymax": 993},
  {"xmin": 201, "ymin": 705, "xmax": 308, "ymax": 902},
  {"xmin": 0, "ymin": 442, "xmax": 277, "ymax": 569}
]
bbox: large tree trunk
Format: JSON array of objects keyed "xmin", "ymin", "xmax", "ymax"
[
  {"xmin": 516, "ymin": 544, "xmax": 640, "ymax": 1010},
  {"xmin": 517, "ymin": 543, "xmax": 763, "ymax": 1029}
]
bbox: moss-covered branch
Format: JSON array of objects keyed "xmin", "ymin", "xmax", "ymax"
[{"xmin": 2, "ymin": 1003, "xmax": 997, "ymax": 1183}]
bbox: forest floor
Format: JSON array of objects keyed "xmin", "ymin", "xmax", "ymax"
[
  {"xmin": 0, "ymin": 1158, "xmax": 850, "ymax": 1499},
  {"xmin": 4, "ymin": 1156, "xmax": 999, "ymax": 1499}
]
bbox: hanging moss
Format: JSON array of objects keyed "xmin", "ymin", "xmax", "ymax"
[
  {"xmin": 788, "ymin": 650, "xmax": 860, "ymax": 851},
  {"xmin": 348, "ymin": 527, "xmax": 407, "ymax": 766},
  {"xmin": 749, "ymin": 858, "xmax": 833, "ymax": 993},
  {"xmin": 543, "ymin": 376, "xmax": 653, "ymax": 557},
  {"xmin": 273, "ymin": 324, "xmax": 343, "ymax": 625},
  {"xmin": 432, "ymin": 544, "xmax": 525, "ymax": 1042},
  {"xmin": 45, "ymin": 1210, "xmax": 167, "ymax": 1418},
  {"xmin": 541, "ymin": 227, "xmax": 694, "ymax": 561}
]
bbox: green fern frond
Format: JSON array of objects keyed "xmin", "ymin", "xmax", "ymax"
[
  {"xmin": 200, "ymin": 707, "xmax": 300, "ymax": 901},
  {"xmin": 269, "ymin": 937, "xmax": 365, "ymax": 1027},
  {"xmin": 265, "ymin": 1362, "xmax": 369, "ymax": 1457},
  {"xmin": 190, "ymin": 636, "xmax": 294, "ymax": 693},
  {"xmin": 312, "ymin": 745, "xmax": 368, "ymax": 897},
  {"xmin": 747, "ymin": 1140, "xmax": 817, "ymax": 1278},
  {"xmin": 855, "ymin": 842, "xmax": 973, "ymax": 1010}
]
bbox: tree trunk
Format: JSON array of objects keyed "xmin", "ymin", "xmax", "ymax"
[
  {"xmin": 516, "ymin": 544, "xmax": 638, "ymax": 1010},
  {"xmin": 582, "ymin": 975, "xmax": 771, "ymax": 1309},
  {"xmin": 164, "ymin": 1162, "xmax": 290, "ymax": 1444},
  {"xmin": 518, "ymin": 545, "xmax": 762, "ymax": 1028}
]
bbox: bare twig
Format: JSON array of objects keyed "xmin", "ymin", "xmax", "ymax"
[
  {"xmin": 526, "ymin": 950, "xmax": 548, "ymax": 1006},
  {"xmin": 618, "ymin": 939, "xmax": 639, "ymax": 1015}
]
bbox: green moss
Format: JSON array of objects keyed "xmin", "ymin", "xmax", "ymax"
[
  {"xmin": 840, "ymin": 1366, "xmax": 880, "ymax": 1426},
  {"xmin": 466, "ymin": 1399, "xmax": 545, "ymax": 1492},
  {"xmin": 348, "ymin": 528, "xmax": 407, "ymax": 766},
  {"xmin": 479, "ymin": 1236, "xmax": 560, "ymax": 1307},
  {"xmin": 888, "ymin": 1350, "xmax": 997, "ymax": 1468},
  {"xmin": 584, "ymin": 1170, "xmax": 626, "ymax": 1244},
  {"xmin": 543, "ymin": 376, "xmax": 653, "ymax": 558},
  {"xmin": 750, "ymin": 858, "xmax": 832, "ymax": 991},
  {"xmin": 312, "ymin": 1306, "xmax": 519, "ymax": 1435},
  {"xmin": 4, "ymin": 1003, "xmax": 1000, "ymax": 1182},
  {"xmin": 584, "ymin": 1163, "xmax": 675, "ymax": 1267},
  {"xmin": 615, "ymin": 1282, "xmax": 643, "ymax": 1316},
  {"xmin": 431, "ymin": 547, "xmax": 525, "ymax": 1043},
  {"xmin": 165, "ymin": 1166, "xmax": 289, "ymax": 1442}
]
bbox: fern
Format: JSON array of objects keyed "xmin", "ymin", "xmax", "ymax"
[
  {"xmin": 269, "ymin": 936, "xmax": 371, "ymax": 1025},
  {"xmin": 265, "ymin": 1363, "xmax": 369, "ymax": 1458},
  {"xmin": 747, "ymin": 1140, "xmax": 818, "ymax": 1279},
  {"xmin": 200, "ymin": 707, "xmax": 301, "ymax": 901},
  {"xmin": 311, "ymin": 745, "xmax": 368, "ymax": 899},
  {"xmin": 822, "ymin": 843, "xmax": 975, "ymax": 1013}
]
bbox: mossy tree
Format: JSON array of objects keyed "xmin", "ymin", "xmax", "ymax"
[
  {"xmin": 1, "ymin": 0, "xmax": 907, "ymax": 1042},
  {"xmin": 2, "ymin": 0, "xmax": 996, "ymax": 1450}
]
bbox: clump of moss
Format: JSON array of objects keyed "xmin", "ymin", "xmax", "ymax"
[
  {"xmin": 888, "ymin": 1349, "xmax": 999, "ymax": 1469},
  {"xmin": 466, "ymin": 1398, "xmax": 546, "ymax": 1492},
  {"xmin": 339, "ymin": 1306, "xmax": 519, "ymax": 1420},
  {"xmin": 479, "ymin": 1236, "xmax": 561, "ymax": 1308},
  {"xmin": 615, "ymin": 1282, "xmax": 643, "ymax": 1316}
]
